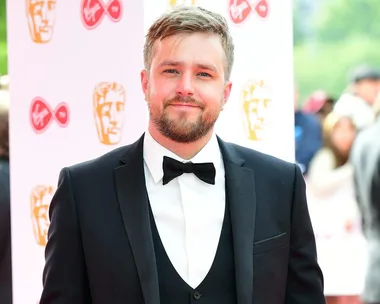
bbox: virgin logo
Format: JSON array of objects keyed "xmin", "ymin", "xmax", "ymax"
[
  {"xmin": 30, "ymin": 97, "xmax": 69, "ymax": 133},
  {"xmin": 229, "ymin": 0, "xmax": 268, "ymax": 24},
  {"xmin": 81, "ymin": 0, "xmax": 123, "ymax": 29}
]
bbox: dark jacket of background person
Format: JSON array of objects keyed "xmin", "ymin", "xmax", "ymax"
[{"xmin": 295, "ymin": 110, "xmax": 322, "ymax": 175}]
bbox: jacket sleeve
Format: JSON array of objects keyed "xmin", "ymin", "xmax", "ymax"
[
  {"xmin": 284, "ymin": 164, "xmax": 325, "ymax": 303},
  {"xmin": 40, "ymin": 168, "xmax": 91, "ymax": 304}
]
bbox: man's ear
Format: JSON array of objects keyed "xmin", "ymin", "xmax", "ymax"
[
  {"xmin": 221, "ymin": 81, "xmax": 233, "ymax": 110},
  {"xmin": 141, "ymin": 69, "xmax": 149, "ymax": 101}
]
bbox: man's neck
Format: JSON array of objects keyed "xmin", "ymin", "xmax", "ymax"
[{"xmin": 148, "ymin": 125, "xmax": 214, "ymax": 160}]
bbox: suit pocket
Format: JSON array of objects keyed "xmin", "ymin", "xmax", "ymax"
[{"xmin": 253, "ymin": 232, "xmax": 289, "ymax": 255}]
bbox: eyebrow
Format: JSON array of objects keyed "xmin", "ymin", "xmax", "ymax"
[{"xmin": 158, "ymin": 60, "xmax": 218, "ymax": 73}]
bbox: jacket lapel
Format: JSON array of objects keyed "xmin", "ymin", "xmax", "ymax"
[
  {"xmin": 218, "ymin": 138, "xmax": 256, "ymax": 304},
  {"xmin": 114, "ymin": 134, "xmax": 160, "ymax": 304}
]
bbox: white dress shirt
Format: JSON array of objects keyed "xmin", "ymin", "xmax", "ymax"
[{"xmin": 143, "ymin": 131, "xmax": 226, "ymax": 288}]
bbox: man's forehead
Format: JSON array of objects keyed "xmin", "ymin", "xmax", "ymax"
[
  {"xmin": 157, "ymin": 59, "xmax": 218, "ymax": 71},
  {"xmin": 152, "ymin": 34, "xmax": 225, "ymax": 65},
  {"xmin": 357, "ymin": 78, "xmax": 380, "ymax": 84}
]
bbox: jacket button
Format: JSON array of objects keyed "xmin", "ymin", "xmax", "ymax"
[{"xmin": 193, "ymin": 290, "xmax": 202, "ymax": 300}]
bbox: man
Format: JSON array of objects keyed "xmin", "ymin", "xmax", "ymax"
[
  {"xmin": 334, "ymin": 65, "xmax": 380, "ymax": 130},
  {"xmin": 0, "ymin": 87, "xmax": 11, "ymax": 304},
  {"xmin": 350, "ymin": 93, "xmax": 380, "ymax": 304},
  {"xmin": 40, "ymin": 6, "xmax": 324, "ymax": 304}
]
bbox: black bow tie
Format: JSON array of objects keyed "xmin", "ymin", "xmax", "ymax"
[{"xmin": 162, "ymin": 156, "xmax": 216, "ymax": 185}]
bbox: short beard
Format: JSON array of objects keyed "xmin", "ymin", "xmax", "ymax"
[{"xmin": 149, "ymin": 95, "xmax": 220, "ymax": 143}]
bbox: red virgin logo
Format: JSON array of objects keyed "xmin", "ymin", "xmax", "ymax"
[
  {"xmin": 30, "ymin": 97, "xmax": 69, "ymax": 133},
  {"xmin": 229, "ymin": 0, "xmax": 269, "ymax": 24},
  {"xmin": 81, "ymin": 0, "xmax": 123, "ymax": 29}
]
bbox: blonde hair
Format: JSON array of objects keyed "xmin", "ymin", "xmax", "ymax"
[
  {"xmin": 323, "ymin": 112, "xmax": 342, "ymax": 138},
  {"xmin": 323, "ymin": 112, "xmax": 356, "ymax": 167},
  {"xmin": 144, "ymin": 6, "xmax": 234, "ymax": 81}
]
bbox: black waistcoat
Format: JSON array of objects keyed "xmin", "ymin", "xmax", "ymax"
[{"xmin": 149, "ymin": 199, "xmax": 237, "ymax": 304}]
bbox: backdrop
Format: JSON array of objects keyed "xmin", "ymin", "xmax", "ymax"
[{"xmin": 7, "ymin": 0, "xmax": 294, "ymax": 302}]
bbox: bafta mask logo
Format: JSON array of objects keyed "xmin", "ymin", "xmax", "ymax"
[
  {"xmin": 26, "ymin": 0, "xmax": 57, "ymax": 44},
  {"xmin": 168, "ymin": 0, "xmax": 196, "ymax": 9},
  {"xmin": 30, "ymin": 97, "xmax": 70, "ymax": 133},
  {"xmin": 241, "ymin": 79, "xmax": 273, "ymax": 141},
  {"xmin": 81, "ymin": 0, "xmax": 123, "ymax": 29},
  {"xmin": 93, "ymin": 82, "xmax": 126, "ymax": 145},
  {"xmin": 229, "ymin": 0, "xmax": 269, "ymax": 24},
  {"xmin": 30, "ymin": 185, "xmax": 54, "ymax": 246}
]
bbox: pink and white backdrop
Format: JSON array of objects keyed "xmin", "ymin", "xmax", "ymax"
[{"xmin": 7, "ymin": 0, "xmax": 295, "ymax": 302}]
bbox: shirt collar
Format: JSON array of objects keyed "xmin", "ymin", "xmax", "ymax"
[{"xmin": 143, "ymin": 130, "xmax": 222, "ymax": 184}]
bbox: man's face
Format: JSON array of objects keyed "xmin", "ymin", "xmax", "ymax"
[
  {"xmin": 141, "ymin": 32, "xmax": 232, "ymax": 143},
  {"xmin": 31, "ymin": 186, "xmax": 54, "ymax": 246},
  {"xmin": 26, "ymin": 0, "xmax": 56, "ymax": 43},
  {"xmin": 95, "ymin": 88, "xmax": 126, "ymax": 145},
  {"xmin": 242, "ymin": 82, "xmax": 272, "ymax": 141},
  {"xmin": 355, "ymin": 78, "xmax": 380, "ymax": 105}
]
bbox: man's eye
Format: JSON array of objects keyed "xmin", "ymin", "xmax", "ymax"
[
  {"xmin": 164, "ymin": 69, "xmax": 178, "ymax": 74},
  {"xmin": 198, "ymin": 72, "xmax": 211, "ymax": 77}
]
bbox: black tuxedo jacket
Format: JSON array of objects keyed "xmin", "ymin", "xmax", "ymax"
[{"xmin": 40, "ymin": 134, "xmax": 325, "ymax": 304}]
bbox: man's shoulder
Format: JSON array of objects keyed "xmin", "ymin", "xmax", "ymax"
[
  {"xmin": 223, "ymin": 140, "xmax": 295, "ymax": 173},
  {"xmin": 66, "ymin": 144, "xmax": 132, "ymax": 177},
  {"xmin": 352, "ymin": 121, "xmax": 380, "ymax": 158}
]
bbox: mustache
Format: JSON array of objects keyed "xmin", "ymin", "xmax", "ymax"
[{"xmin": 164, "ymin": 96, "xmax": 204, "ymax": 109}]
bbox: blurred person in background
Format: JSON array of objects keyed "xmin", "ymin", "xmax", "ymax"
[
  {"xmin": 307, "ymin": 113, "xmax": 366, "ymax": 304},
  {"xmin": 0, "ymin": 77, "xmax": 11, "ymax": 304},
  {"xmin": 303, "ymin": 90, "xmax": 335, "ymax": 124},
  {"xmin": 350, "ymin": 91, "xmax": 380, "ymax": 304},
  {"xmin": 294, "ymin": 84, "xmax": 323, "ymax": 175},
  {"xmin": 334, "ymin": 65, "xmax": 380, "ymax": 130}
]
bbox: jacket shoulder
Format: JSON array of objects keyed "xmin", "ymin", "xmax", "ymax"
[
  {"xmin": 228, "ymin": 142, "xmax": 295, "ymax": 171},
  {"xmin": 65, "ymin": 145, "xmax": 129, "ymax": 177}
]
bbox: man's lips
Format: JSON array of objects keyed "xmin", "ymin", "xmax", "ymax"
[{"xmin": 168, "ymin": 103, "xmax": 201, "ymax": 108}]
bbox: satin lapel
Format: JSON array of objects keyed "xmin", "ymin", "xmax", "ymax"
[
  {"xmin": 114, "ymin": 134, "xmax": 160, "ymax": 304},
  {"xmin": 218, "ymin": 138, "xmax": 256, "ymax": 304}
]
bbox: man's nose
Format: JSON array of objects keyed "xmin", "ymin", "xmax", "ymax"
[{"xmin": 176, "ymin": 74, "xmax": 195, "ymax": 96}]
